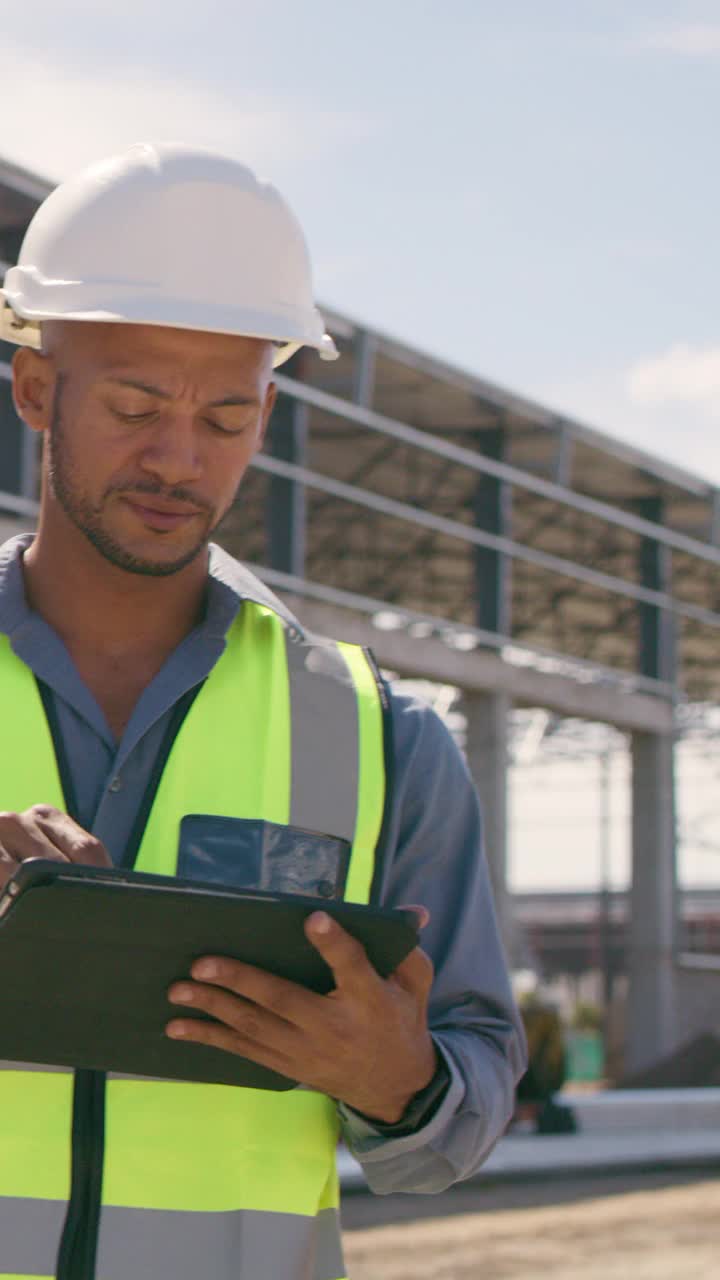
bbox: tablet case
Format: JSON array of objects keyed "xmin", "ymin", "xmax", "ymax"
[{"xmin": 0, "ymin": 862, "xmax": 418, "ymax": 1090}]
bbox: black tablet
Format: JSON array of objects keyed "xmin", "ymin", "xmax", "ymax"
[{"xmin": 0, "ymin": 861, "xmax": 418, "ymax": 1090}]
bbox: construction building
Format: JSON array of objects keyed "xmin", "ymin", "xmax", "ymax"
[{"xmin": 2, "ymin": 153, "xmax": 718, "ymax": 1074}]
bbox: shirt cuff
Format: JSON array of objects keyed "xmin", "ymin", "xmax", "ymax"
[{"xmin": 338, "ymin": 1038, "xmax": 465, "ymax": 1155}]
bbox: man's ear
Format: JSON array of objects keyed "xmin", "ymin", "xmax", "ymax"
[
  {"xmin": 256, "ymin": 380, "xmax": 277, "ymax": 451},
  {"xmin": 12, "ymin": 348, "xmax": 55, "ymax": 433}
]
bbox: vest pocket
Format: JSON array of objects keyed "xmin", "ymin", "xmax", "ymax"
[{"xmin": 177, "ymin": 815, "xmax": 350, "ymax": 899}]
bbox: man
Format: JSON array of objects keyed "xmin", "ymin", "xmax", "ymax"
[{"xmin": 0, "ymin": 143, "xmax": 525, "ymax": 1280}]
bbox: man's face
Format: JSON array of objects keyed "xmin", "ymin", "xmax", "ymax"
[{"xmin": 20, "ymin": 322, "xmax": 276, "ymax": 577}]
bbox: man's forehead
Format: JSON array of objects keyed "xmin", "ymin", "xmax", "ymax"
[
  {"xmin": 46, "ymin": 320, "xmax": 272, "ymax": 371},
  {"xmin": 100, "ymin": 374, "xmax": 261, "ymax": 409}
]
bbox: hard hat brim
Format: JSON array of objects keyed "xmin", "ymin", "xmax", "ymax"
[
  {"xmin": 0, "ymin": 297, "xmax": 42, "ymax": 349},
  {"xmin": 0, "ymin": 294, "xmax": 338, "ymax": 367}
]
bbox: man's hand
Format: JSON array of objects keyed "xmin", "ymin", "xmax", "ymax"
[
  {"xmin": 166, "ymin": 910, "xmax": 437, "ymax": 1123},
  {"xmin": 0, "ymin": 804, "xmax": 111, "ymax": 892}
]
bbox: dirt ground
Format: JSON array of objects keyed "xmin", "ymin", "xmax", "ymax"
[{"xmin": 342, "ymin": 1175, "xmax": 719, "ymax": 1280}]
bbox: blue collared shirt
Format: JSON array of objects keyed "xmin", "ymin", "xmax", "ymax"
[{"xmin": 0, "ymin": 533, "xmax": 526, "ymax": 1193}]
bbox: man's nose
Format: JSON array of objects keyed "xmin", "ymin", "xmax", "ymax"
[{"xmin": 137, "ymin": 414, "xmax": 203, "ymax": 486}]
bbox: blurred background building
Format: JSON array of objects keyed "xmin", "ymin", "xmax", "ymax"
[{"xmin": 2, "ymin": 154, "xmax": 718, "ymax": 1082}]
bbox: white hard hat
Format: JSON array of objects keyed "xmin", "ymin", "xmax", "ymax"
[{"xmin": 0, "ymin": 142, "xmax": 338, "ymax": 367}]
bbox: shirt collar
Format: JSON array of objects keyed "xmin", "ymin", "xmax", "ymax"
[
  {"xmin": 0, "ymin": 534, "xmax": 34, "ymax": 638},
  {"xmin": 206, "ymin": 543, "xmax": 304, "ymax": 638},
  {"xmin": 0, "ymin": 533, "xmax": 303, "ymax": 642}
]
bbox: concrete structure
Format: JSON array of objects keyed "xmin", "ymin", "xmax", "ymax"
[
  {"xmin": 338, "ymin": 1088, "xmax": 720, "ymax": 1189},
  {"xmin": 513, "ymin": 888, "xmax": 720, "ymax": 978},
  {"xmin": 1, "ymin": 155, "xmax": 718, "ymax": 1075}
]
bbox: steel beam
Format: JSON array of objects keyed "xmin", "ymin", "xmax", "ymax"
[
  {"xmin": 0, "ymin": 489, "xmax": 39, "ymax": 517},
  {"xmin": 473, "ymin": 426, "xmax": 511, "ymax": 635},
  {"xmin": 252, "ymin": 453, "xmax": 720, "ymax": 631},
  {"xmin": 275, "ymin": 374, "xmax": 720, "ymax": 565},
  {"xmin": 637, "ymin": 497, "xmax": 676, "ymax": 683},
  {"xmin": 0, "ymin": 158, "xmax": 51, "ymax": 201},
  {"xmin": 265, "ymin": 392, "xmax": 308, "ymax": 578},
  {"xmin": 252, "ymin": 563, "xmax": 674, "ymax": 691},
  {"xmin": 272, "ymin": 595, "xmax": 675, "ymax": 733}
]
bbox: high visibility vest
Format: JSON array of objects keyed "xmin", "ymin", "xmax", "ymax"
[{"xmin": 0, "ymin": 601, "xmax": 388, "ymax": 1280}]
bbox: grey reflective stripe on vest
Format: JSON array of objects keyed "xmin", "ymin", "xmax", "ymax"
[
  {"xmin": 0, "ymin": 1060, "xmax": 71, "ymax": 1073},
  {"xmin": 95, "ymin": 1204, "xmax": 345, "ymax": 1280},
  {"xmin": 0, "ymin": 1197, "xmax": 66, "ymax": 1273},
  {"xmin": 285, "ymin": 632, "xmax": 358, "ymax": 844},
  {"xmin": 0, "ymin": 1199, "xmax": 345, "ymax": 1280}
]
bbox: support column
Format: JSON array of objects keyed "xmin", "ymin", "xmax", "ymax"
[
  {"xmin": 553, "ymin": 420, "xmax": 574, "ymax": 487},
  {"xmin": 627, "ymin": 731, "xmax": 678, "ymax": 1072},
  {"xmin": 627, "ymin": 496, "xmax": 678, "ymax": 1073},
  {"xmin": 464, "ymin": 690, "xmax": 514, "ymax": 959},
  {"xmin": 265, "ymin": 390, "xmax": 309, "ymax": 578},
  {"xmin": 710, "ymin": 488, "xmax": 720, "ymax": 546},
  {"xmin": 473, "ymin": 425, "xmax": 511, "ymax": 636},
  {"xmin": 352, "ymin": 329, "xmax": 377, "ymax": 408},
  {"xmin": 0, "ymin": 376, "xmax": 23, "ymax": 496},
  {"xmin": 466, "ymin": 423, "xmax": 514, "ymax": 959}
]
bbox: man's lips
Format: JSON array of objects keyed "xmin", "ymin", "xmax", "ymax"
[{"xmin": 121, "ymin": 497, "xmax": 205, "ymax": 531}]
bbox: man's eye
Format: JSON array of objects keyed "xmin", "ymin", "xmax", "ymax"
[
  {"xmin": 111, "ymin": 406, "xmax": 156, "ymax": 422},
  {"xmin": 207, "ymin": 420, "xmax": 246, "ymax": 436}
]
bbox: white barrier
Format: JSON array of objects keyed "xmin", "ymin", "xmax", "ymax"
[
  {"xmin": 339, "ymin": 1088, "xmax": 720, "ymax": 1191},
  {"xmin": 569, "ymin": 1087, "xmax": 720, "ymax": 1133}
]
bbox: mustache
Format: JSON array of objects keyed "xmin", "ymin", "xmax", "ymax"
[{"xmin": 107, "ymin": 480, "xmax": 214, "ymax": 513}]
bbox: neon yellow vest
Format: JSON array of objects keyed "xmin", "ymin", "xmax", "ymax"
[{"xmin": 0, "ymin": 603, "xmax": 387, "ymax": 1280}]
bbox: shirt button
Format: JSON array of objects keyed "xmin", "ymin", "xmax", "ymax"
[{"xmin": 108, "ymin": 776, "xmax": 123, "ymax": 794}]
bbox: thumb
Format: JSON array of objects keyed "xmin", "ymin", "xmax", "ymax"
[
  {"xmin": 389, "ymin": 943, "xmax": 434, "ymax": 997},
  {"xmin": 400, "ymin": 903, "xmax": 431, "ymax": 930}
]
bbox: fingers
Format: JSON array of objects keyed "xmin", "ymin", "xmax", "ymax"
[
  {"xmin": 164, "ymin": 929, "xmax": 436, "ymax": 1106},
  {"xmin": 30, "ymin": 806, "xmax": 111, "ymax": 866},
  {"xmin": 304, "ymin": 912, "xmax": 385, "ymax": 995},
  {"xmin": 166, "ymin": 979, "xmax": 298, "ymax": 1054},
  {"xmin": 388, "ymin": 944, "xmax": 434, "ymax": 997},
  {"xmin": 0, "ymin": 805, "xmax": 73, "ymax": 892},
  {"xmin": 0, "ymin": 806, "xmax": 111, "ymax": 869},
  {"xmin": 0, "ymin": 809, "xmax": 70, "ymax": 863},
  {"xmin": 166, "ymin": 1009, "xmax": 296, "ymax": 1075},
  {"xmin": 184, "ymin": 957, "xmax": 324, "ymax": 1029},
  {"xmin": 400, "ymin": 903, "xmax": 431, "ymax": 930}
]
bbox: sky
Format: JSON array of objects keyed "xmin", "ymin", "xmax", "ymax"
[
  {"xmin": 510, "ymin": 741, "xmax": 719, "ymax": 892},
  {"xmin": 4, "ymin": 0, "xmax": 720, "ymax": 485}
]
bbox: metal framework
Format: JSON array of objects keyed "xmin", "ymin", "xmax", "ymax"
[
  {"xmin": 1, "ymin": 153, "xmax": 718, "ymax": 1069},
  {"xmin": 1, "ymin": 153, "xmax": 718, "ymax": 705}
]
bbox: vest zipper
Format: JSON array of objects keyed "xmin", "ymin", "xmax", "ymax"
[{"xmin": 56, "ymin": 1069, "xmax": 107, "ymax": 1280}]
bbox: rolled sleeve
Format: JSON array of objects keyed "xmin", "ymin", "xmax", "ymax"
[{"xmin": 338, "ymin": 690, "xmax": 527, "ymax": 1195}]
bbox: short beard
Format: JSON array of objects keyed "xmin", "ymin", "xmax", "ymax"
[{"xmin": 47, "ymin": 379, "xmax": 222, "ymax": 577}]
